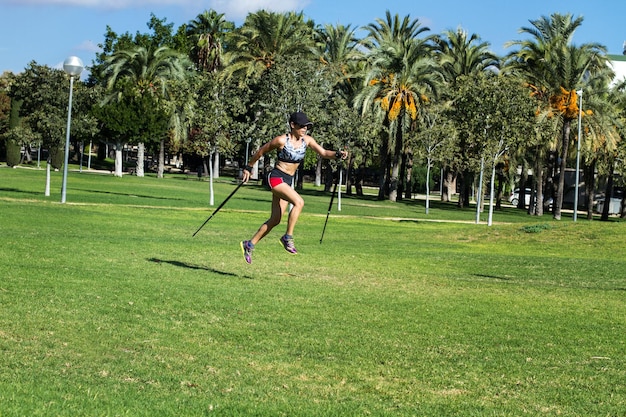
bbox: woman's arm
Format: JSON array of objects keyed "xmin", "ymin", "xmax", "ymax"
[
  {"xmin": 242, "ymin": 135, "xmax": 285, "ymax": 183},
  {"xmin": 306, "ymin": 136, "xmax": 347, "ymax": 160}
]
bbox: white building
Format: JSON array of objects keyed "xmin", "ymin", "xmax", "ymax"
[{"xmin": 608, "ymin": 49, "xmax": 626, "ymax": 86}]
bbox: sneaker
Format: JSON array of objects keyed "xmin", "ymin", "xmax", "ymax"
[
  {"xmin": 240, "ymin": 240, "xmax": 254, "ymax": 264},
  {"xmin": 280, "ymin": 234, "xmax": 298, "ymax": 254}
]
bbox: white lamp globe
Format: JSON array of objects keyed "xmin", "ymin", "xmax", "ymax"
[{"xmin": 63, "ymin": 56, "xmax": 84, "ymax": 77}]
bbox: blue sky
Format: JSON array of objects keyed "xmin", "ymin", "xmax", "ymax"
[{"xmin": 1, "ymin": 0, "xmax": 625, "ymax": 77}]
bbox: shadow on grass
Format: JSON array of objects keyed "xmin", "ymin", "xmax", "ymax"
[
  {"xmin": 0, "ymin": 187, "xmax": 41, "ymax": 195},
  {"xmin": 148, "ymin": 258, "xmax": 252, "ymax": 279},
  {"xmin": 472, "ymin": 273, "xmax": 511, "ymax": 281},
  {"xmin": 80, "ymin": 189, "xmax": 184, "ymax": 201}
]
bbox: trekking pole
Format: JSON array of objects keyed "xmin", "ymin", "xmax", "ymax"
[
  {"xmin": 320, "ymin": 174, "xmax": 339, "ymax": 244},
  {"xmin": 192, "ymin": 181, "xmax": 244, "ymax": 237},
  {"xmin": 320, "ymin": 146, "xmax": 348, "ymax": 244}
]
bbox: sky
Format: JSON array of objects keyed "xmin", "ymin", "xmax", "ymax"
[{"xmin": 1, "ymin": 0, "xmax": 625, "ymax": 78}]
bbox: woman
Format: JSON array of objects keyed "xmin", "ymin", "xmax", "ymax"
[{"xmin": 240, "ymin": 111, "xmax": 347, "ymax": 264}]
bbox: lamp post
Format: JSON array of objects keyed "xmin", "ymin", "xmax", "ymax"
[
  {"xmin": 60, "ymin": 56, "xmax": 84, "ymax": 204},
  {"xmin": 574, "ymin": 89, "xmax": 583, "ymax": 221}
]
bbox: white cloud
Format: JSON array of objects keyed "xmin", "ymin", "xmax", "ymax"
[
  {"xmin": 0, "ymin": 0, "xmax": 311, "ymax": 16},
  {"xmin": 208, "ymin": 0, "xmax": 310, "ymax": 20},
  {"xmin": 75, "ymin": 40, "xmax": 102, "ymax": 53},
  {"xmin": 0, "ymin": 0, "xmax": 189, "ymax": 6}
]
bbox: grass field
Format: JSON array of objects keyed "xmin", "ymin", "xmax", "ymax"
[{"xmin": 1, "ymin": 165, "xmax": 625, "ymax": 416}]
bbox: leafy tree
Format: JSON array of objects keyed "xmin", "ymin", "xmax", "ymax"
[
  {"xmin": 451, "ymin": 73, "xmax": 536, "ymax": 220},
  {"xmin": 99, "ymin": 45, "xmax": 191, "ymax": 176},
  {"xmin": 434, "ymin": 27, "xmax": 500, "ymax": 207},
  {"xmin": 92, "ymin": 80, "xmax": 169, "ymax": 177},
  {"xmin": 0, "ymin": 72, "xmax": 11, "ymax": 137},
  {"xmin": 415, "ymin": 101, "xmax": 456, "ymax": 213},
  {"xmin": 10, "ymin": 63, "xmax": 70, "ymax": 174},
  {"xmin": 186, "ymin": 72, "xmax": 246, "ymax": 178}
]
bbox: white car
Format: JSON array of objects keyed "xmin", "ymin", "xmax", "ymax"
[{"xmin": 509, "ymin": 188, "xmax": 552, "ymax": 208}]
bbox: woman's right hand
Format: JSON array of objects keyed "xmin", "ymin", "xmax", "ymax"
[{"xmin": 242, "ymin": 166, "xmax": 253, "ymax": 183}]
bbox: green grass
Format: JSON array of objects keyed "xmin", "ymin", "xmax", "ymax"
[{"xmin": 1, "ymin": 165, "xmax": 625, "ymax": 416}]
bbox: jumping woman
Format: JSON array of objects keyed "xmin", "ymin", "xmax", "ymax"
[{"xmin": 240, "ymin": 111, "xmax": 347, "ymax": 264}]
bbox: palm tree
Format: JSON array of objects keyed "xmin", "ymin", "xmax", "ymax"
[
  {"xmin": 186, "ymin": 10, "xmax": 233, "ymax": 73},
  {"xmin": 101, "ymin": 45, "xmax": 191, "ymax": 177},
  {"xmin": 314, "ymin": 23, "xmax": 364, "ymax": 93},
  {"xmin": 577, "ymin": 71, "xmax": 621, "ymax": 219},
  {"xmin": 506, "ymin": 13, "xmax": 609, "ymax": 219},
  {"xmin": 435, "ymin": 28, "xmax": 499, "ymax": 83},
  {"xmin": 312, "ymin": 23, "xmax": 365, "ymax": 185},
  {"xmin": 434, "ymin": 28, "xmax": 500, "ymax": 207},
  {"xmin": 222, "ymin": 10, "xmax": 316, "ymax": 83},
  {"xmin": 356, "ymin": 11, "xmax": 439, "ymax": 201}
]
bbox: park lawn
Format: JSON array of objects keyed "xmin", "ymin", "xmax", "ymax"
[{"xmin": 0, "ymin": 166, "xmax": 625, "ymax": 416}]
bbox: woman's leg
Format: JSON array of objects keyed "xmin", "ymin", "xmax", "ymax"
[
  {"xmin": 250, "ymin": 192, "xmax": 287, "ymax": 245},
  {"xmin": 270, "ymin": 183, "xmax": 304, "ymax": 237}
]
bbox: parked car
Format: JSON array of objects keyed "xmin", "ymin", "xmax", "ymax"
[
  {"xmin": 509, "ymin": 188, "xmax": 553, "ymax": 208},
  {"xmin": 509, "ymin": 188, "xmax": 530, "ymax": 206},
  {"xmin": 595, "ymin": 197, "xmax": 623, "ymax": 215}
]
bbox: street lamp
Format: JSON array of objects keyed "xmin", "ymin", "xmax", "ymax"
[
  {"xmin": 574, "ymin": 89, "xmax": 583, "ymax": 221},
  {"xmin": 60, "ymin": 56, "xmax": 84, "ymax": 204}
]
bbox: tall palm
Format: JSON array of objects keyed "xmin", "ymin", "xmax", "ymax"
[
  {"xmin": 435, "ymin": 28, "xmax": 499, "ymax": 85},
  {"xmin": 101, "ymin": 45, "xmax": 191, "ymax": 177},
  {"xmin": 313, "ymin": 23, "xmax": 365, "ymax": 185},
  {"xmin": 314, "ymin": 23, "xmax": 364, "ymax": 94},
  {"xmin": 577, "ymin": 70, "xmax": 620, "ymax": 219},
  {"xmin": 186, "ymin": 10, "xmax": 233, "ymax": 73},
  {"xmin": 434, "ymin": 28, "xmax": 500, "ymax": 207},
  {"xmin": 356, "ymin": 11, "xmax": 439, "ymax": 201},
  {"xmin": 222, "ymin": 10, "xmax": 315, "ymax": 83},
  {"xmin": 506, "ymin": 13, "xmax": 609, "ymax": 219}
]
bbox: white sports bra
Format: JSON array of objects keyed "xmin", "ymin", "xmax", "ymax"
[{"xmin": 277, "ymin": 134, "xmax": 307, "ymax": 163}]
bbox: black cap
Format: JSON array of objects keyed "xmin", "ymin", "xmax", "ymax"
[{"xmin": 289, "ymin": 111, "xmax": 312, "ymax": 126}]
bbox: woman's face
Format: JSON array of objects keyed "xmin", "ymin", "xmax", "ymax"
[{"xmin": 291, "ymin": 123, "xmax": 309, "ymax": 138}]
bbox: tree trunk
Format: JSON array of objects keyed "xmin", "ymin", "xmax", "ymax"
[
  {"xmin": 324, "ymin": 160, "xmax": 333, "ymax": 192},
  {"xmin": 315, "ymin": 156, "xmax": 322, "ymax": 187},
  {"xmin": 114, "ymin": 142, "xmax": 124, "ymax": 177},
  {"xmin": 345, "ymin": 153, "xmax": 353, "ymax": 195},
  {"xmin": 136, "ymin": 142, "xmax": 145, "ymax": 177},
  {"xmin": 398, "ymin": 152, "xmax": 406, "ymax": 202},
  {"xmin": 212, "ymin": 149, "xmax": 220, "ymax": 179},
  {"xmin": 601, "ymin": 161, "xmax": 614, "ymax": 221},
  {"xmin": 377, "ymin": 132, "xmax": 389, "ymax": 200},
  {"xmin": 389, "ymin": 123, "xmax": 403, "ymax": 202},
  {"xmin": 495, "ymin": 167, "xmax": 504, "ymax": 210},
  {"xmin": 553, "ymin": 119, "xmax": 572, "ymax": 220},
  {"xmin": 157, "ymin": 138, "xmax": 165, "ymax": 178},
  {"xmin": 534, "ymin": 159, "xmax": 544, "ymax": 216},
  {"xmin": 584, "ymin": 160, "xmax": 596, "ymax": 220},
  {"xmin": 404, "ymin": 147, "xmax": 413, "ymax": 200},
  {"xmin": 441, "ymin": 168, "xmax": 454, "ymax": 202},
  {"xmin": 457, "ymin": 169, "xmax": 471, "ymax": 208}
]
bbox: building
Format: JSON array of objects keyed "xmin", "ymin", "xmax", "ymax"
[{"xmin": 607, "ymin": 42, "xmax": 626, "ymax": 86}]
